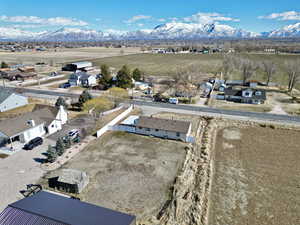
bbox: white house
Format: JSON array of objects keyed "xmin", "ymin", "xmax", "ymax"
[
  {"xmin": 0, "ymin": 87, "xmax": 28, "ymax": 112},
  {"xmin": 79, "ymin": 74, "xmax": 97, "ymax": 87},
  {"xmin": 69, "ymin": 72, "xmax": 97, "ymax": 87},
  {"xmin": 0, "ymin": 105, "xmax": 68, "ymax": 146},
  {"xmin": 117, "ymin": 116, "xmax": 193, "ymax": 142}
]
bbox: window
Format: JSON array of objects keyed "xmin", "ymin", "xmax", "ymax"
[
  {"xmin": 155, "ymin": 129, "xmax": 159, "ymax": 132},
  {"xmin": 146, "ymin": 128, "xmax": 150, "ymax": 132},
  {"xmin": 255, "ymin": 91, "xmax": 262, "ymax": 96},
  {"xmin": 176, "ymin": 132, "xmax": 180, "ymax": 137}
]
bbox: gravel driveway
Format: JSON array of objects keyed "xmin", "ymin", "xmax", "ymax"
[{"xmin": 0, "ymin": 138, "xmax": 55, "ymax": 211}]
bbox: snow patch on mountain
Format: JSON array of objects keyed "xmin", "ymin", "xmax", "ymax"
[{"xmin": 263, "ymin": 23, "xmax": 300, "ymax": 37}]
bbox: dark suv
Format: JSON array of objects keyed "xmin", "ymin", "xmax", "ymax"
[{"xmin": 23, "ymin": 137, "xmax": 43, "ymax": 150}]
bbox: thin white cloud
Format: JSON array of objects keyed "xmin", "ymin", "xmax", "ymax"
[
  {"xmin": 183, "ymin": 12, "xmax": 240, "ymax": 24},
  {"xmin": 0, "ymin": 15, "xmax": 88, "ymax": 26},
  {"xmin": 258, "ymin": 11, "xmax": 300, "ymax": 21},
  {"xmin": 137, "ymin": 23, "xmax": 144, "ymax": 27},
  {"xmin": 158, "ymin": 18, "xmax": 166, "ymax": 22},
  {"xmin": 124, "ymin": 15, "xmax": 152, "ymax": 24}
]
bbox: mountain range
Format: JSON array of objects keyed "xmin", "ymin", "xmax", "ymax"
[{"xmin": 1, "ymin": 22, "xmax": 300, "ymax": 41}]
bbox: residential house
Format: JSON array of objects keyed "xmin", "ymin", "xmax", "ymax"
[
  {"xmin": 48, "ymin": 169, "xmax": 89, "ymax": 194},
  {"xmin": 0, "ymin": 191, "xmax": 136, "ymax": 225},
  {"xmin": 68, "ymin": 72, "xmax": 97, "ymax": 87},
  {"xmin": 0, "ymin": 70, "xmax": 37, "ymax": 81},
  {"xmin": 0, "ymin": 87, "xmax": 28, "ymax": 112},
  {"xmin": 68, "ymin": 72, "xmax": 84, "ymax": 86},
  {"xmin": 79, "ymin": 73, "xmax": 97, "ymax": 87},
  {"xmin": 0, "ymin": 105, "xmax": 68, "ymax": 146},
  {"xmin": 118, "ymin": 116, "xmax": 192, "ymax": 142},
  {"xmin": 224, "ymin": 88, "xmax": 266, "ymax": 104},
  {"xmin": 134, "ymin": 81, "xmax": 149, "ymax": 91}
]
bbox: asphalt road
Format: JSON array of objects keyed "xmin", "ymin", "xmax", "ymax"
[
  {"xmin": 5, "ymin": 86, "xmax": 300, "ymax": 125},
  {"xmin": 133, "ymin": 100, "xmax": 300, "ymax": 125},
  {"xmin": 7, "ymin": 87, "xmax": 80, "ymax": 98}
]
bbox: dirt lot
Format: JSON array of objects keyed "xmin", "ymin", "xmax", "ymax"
[
  {"xmin": 0, "ymin": 47, "xmax": 141, "ymax": 65},
  {"xmin": 41, "ymin": 131, "xmax": 187, "ymax": 220},
  {"xmin": 208, "ymin": 126, "xmax": 300, "ymax": 225}
]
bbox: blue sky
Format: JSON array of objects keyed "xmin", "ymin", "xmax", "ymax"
[{"xmin": 0, "ymin": 0, "xmax": 300, "ymax": 33}]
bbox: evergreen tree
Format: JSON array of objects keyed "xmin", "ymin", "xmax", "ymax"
[
  {"xmin": 132, "ymin": 68, "xmax": 142, "ymax": 81},
  {"xmin": 1, "ymin": 61, "xmax": 8, "ymax": 69},
  {"xmin": 78, "ymin": 90, "xmax": 92, "ymax": 107},
  {"xmin": 55, "ymin": 97, "xmax": 68, "ymax": 109},
  {"xmin": 64, "ymin": 136, "xmax": 72, "ymax": 149},
  {"xmin": 56, "ymin": 138, "xmax": 65, "ymax": 156},
  {"xmin": 98, "ymin": 64, "xmax": 112, "ymax": 89},
  {"xmin": 116, "ymin": 65, "xmax": 133, "ymax": 89},
  {"xmin": 47, "ymin": 145, "xmax": 57, "ymax": 163}
]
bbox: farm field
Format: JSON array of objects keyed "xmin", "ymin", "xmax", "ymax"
[
  {"xmin": 0, "ymin": 47, "xmax": 141, "ymax": 65},
  {"xmin": 92, "ymin": 53, "xmax": 222, "ymax": 76},
  {"xmin": 208, "ymin": 126, "xmax": 300, "ymax": 225},
  {"xmin": 40, "ymin": 131, "xmax": 187, "ymax": 221},
  {"xmin": 93, "ymin": 53, "xmax": 300, "ymax": 85}
]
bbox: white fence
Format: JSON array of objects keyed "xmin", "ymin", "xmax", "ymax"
[{"xmin": 96, "ymin": 105, "xmax": 133, "ymax": 138}]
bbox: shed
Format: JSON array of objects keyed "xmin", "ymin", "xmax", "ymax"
[{"xmin": 48, "ymin": 169, "xmax": 89, "ymax": 194}]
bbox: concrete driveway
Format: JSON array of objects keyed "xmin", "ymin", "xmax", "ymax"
[
  {"xmin": 48, "ymin": 115, "xmax": 97, "ymax": 141},
  {"xmin": 0, "ymin": 138, "xmax": 55, "ymax": 211}
]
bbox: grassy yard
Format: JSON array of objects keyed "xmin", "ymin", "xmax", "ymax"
[{"xmin": 0, "ymin": 154, "xmax": 8, "ymax": 159}]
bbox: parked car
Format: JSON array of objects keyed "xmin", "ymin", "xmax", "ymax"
[
  {"xmin": 68, "ymin": 129, "xmax": 79, "ymax": 139},
  {"xmin": 23, "ymin": 137, "xmax": 43, "ymax": 150},
  {"xmin": 59, "ymin": 83, "xmax": 71, "ymax": 88},
  {"xmin": 50, "ymin": 72, "xmax": 59, "ymax": 77},
  {"xmin": 169, "ymin": 97, "xmax": 179, "ymax": 104}
]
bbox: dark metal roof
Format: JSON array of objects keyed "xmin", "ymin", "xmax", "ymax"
[
  {"xmin": 224, "ymin": 88, "xmax": 266, "ymax": 101},
  {"xmin": 6, "ymin": 191, "xmax": 135, "ymax": 225}
]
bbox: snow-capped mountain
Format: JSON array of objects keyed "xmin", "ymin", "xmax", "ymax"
[
  {"xmin": 1, "ymin": 22, "xmax": 300, "ymax": 41},
  {"xmin": 149, "ymin": 22, "xmax": 257, "ymax": 39},
  {"xmin": 262, "ymin": 23, "xmax": 300, "ymax": 38},
  {"xmin": 0, "ymin": 27, "xmax": 43, "ymax": 40},
  {"xmin": 36, "ymin": 28, "xmax": 104, "ymax": 41}
]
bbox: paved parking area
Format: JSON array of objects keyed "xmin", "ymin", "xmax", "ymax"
[
  {"xmin": 0, "ymin": 138, "xmax": 55, "ymax": 211},
  {"xmin": 48, "ymin": 115, "xmax": 96, "ymax": 141}
]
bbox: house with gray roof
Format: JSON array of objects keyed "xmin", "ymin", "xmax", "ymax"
[
  {"xmin": 0, "ymin": 87, "xmax": 28, "ymax": 112},
  {"xmin": 224, "ymin": 87, "xmax": 267, "ymax": 104},
  {"xmin": 68, "ymin": 72, "xmax": 97, "ymax": 87},
  {"xmin": 117, "ymin": 116, "xmax": 192, "ymax": 142},
  {"xmin": 0, "ymin": 104, "xmax": 68, "ymax": 146}
]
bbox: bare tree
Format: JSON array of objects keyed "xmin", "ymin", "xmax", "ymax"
[
  {"xmin": 284, "ymin": 60, "xmax": 300, "ymax": 92},
  {"xmin": 238, "ymin": 57, "xmax": 258, "ymax": 85},
  {"xmin": 261, "ymin": 60, "xmax": 276, "ymax": 86},
  {"xmin": 222, "ymin": 54, "xmax": 234, "ymax": 80}
]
